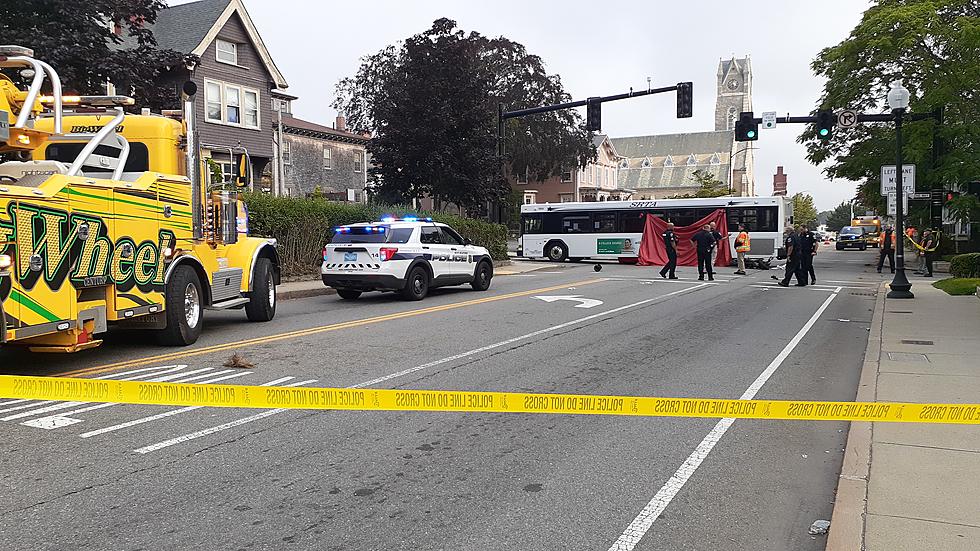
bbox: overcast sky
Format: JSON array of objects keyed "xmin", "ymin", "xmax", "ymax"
[{"xmin": 219, "ymin": 0, "xmax": 871, "ymax": 211}]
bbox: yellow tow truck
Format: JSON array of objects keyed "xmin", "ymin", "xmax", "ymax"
[{"xmin": 0, "ymin": 46, "xmax": 280, "ymax": 352}]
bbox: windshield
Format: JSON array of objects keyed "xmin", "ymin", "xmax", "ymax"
[
  {"xmin": 330, "ymin": 226, "xmax": 414, "ymax": 244},
  {"xmin": 840, "ymin": 226, "xmax": 863, "ymax": 235}
]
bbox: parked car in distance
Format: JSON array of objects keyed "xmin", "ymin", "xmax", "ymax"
[{"xmin": 836, "ymin": 226, "xmax": 867, "ymax": 250}]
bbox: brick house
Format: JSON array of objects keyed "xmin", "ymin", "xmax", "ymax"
[
  {"xmin": 511, "ymin": 135, "xmax": 631, "ymax": 204},
  {"xmin": 121, "ymin": 0, "xmax": 289, "ymax": 189},
  {"xmin": 277, "ymin": 114, "xmax": 370, "ymax": 200}
]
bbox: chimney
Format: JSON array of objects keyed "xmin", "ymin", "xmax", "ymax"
[
  {"xmin": 335, "ymin": 115, "xmax": 346, "ymax": 132},
  {"xmin": 772, "ymin": 166, "xmax": 787, "ymax": 196}
]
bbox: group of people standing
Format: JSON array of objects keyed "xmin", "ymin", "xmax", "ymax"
[
  {"xmin": 778, "ymin": 225, "xmax": 818, "ymax": 287},
  {"xmin": 877, "ymin": 225, "xmax": 937, "ymax": 277},
  {"xmin": 660, "ymin": 221, "xmax": 750, "ymax": 281}
]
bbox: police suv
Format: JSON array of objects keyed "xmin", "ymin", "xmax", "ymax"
[{"xmin": 321, "ymin": 218, "xmax": 494, "ymax": 300}]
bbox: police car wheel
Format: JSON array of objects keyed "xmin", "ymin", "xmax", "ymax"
[
  {"xmin": 245, "ymin": 258, "xmax": 276, "ymax": 322},
  {"xmin": 401, "ymin": 266, "xmax": 429, "ymax": 301},
  {"xmin": 471, "ymin": 260, "xmax": 493, "ymax": 291},
  {"xmin": 337, "ymin": 289, "xmax": 362, "ymax": 300},
  {"xmin": 159, "ymin": 265, "xmax": 204, "ymax": 346}
]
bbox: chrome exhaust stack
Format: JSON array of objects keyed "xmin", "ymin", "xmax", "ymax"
[{"xmin": 181, "ymin": 81, "xmax": 203, "ymax": 240}]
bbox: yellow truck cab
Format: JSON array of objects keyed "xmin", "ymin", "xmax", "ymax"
[{"xmin": 0, "ymin": 45, "xmax": 280, "ymax": 352}]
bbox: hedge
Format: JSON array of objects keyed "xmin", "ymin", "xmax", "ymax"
[
  {"xmin": 949, "ymin": 252, "xmax": 980, "ymax": 278},
  {"xmin": 243, "ymin": 194, "xmax": 508, "ymax": 277}
]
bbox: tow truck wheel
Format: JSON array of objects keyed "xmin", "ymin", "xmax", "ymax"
[
  {"xmin": 245, "ymin": 258, "xmax": 277, "ymax": 322},
  {"xmin": 159, "ymin": 265, "xmax": 204, "ymax": 346}
]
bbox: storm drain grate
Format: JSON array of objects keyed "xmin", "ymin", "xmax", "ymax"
[
  {"xmin": 900, "ymin": 339, "xmax": 934, "ymax": 346},
  {"xmin": 888, "ymin": 310, "xmax": 913, "ymax": 314},
  {"xmin": 850, "ymin": 291, "xmax": 876, "ymax": 296},
  {"xmin": 887, "ymin": 352, "xmax": 930, "ymax": 362}
]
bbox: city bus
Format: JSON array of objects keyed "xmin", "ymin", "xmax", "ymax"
[{"xmin": 518, "ymin": 196, "xmax": 793, "ymax": 266}]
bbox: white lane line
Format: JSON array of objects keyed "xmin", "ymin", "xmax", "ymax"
[
  {"xmin": 0, "ymin": 399, "xmax": 31, "ymax": 407},
  {"xmin": 0, "ymin": 401, "xmax": 54, "ymax": 415},
  {"xmin": 354, "ymin": 283, "xmax": 710, "ymax": 389},
  {"xmin": 93, "ymin": 364, "xmax": 190, "ymax": 380},
  {"xmin": 133, "ymin": 379, "xmax": 317, "ymax": 453},
  {"xmin": 824, "ymin": 280, "xmax": 876, "ymax": 285},
  {"xmin": 600, "ymin": 277, "xmax": 723, "ymax": 285},
  {"xmin": 135, "ymin": 284, "xmax": 713, "ymax": 454},
  {"xmin": 79, "ymin": 376, "xmax": 296, "ymax": 438},
  {"xmin": 6, "ymin": 370, "xmax": 251, "ymax": 422},
  {"xmin": 607, "ymin": 287, "xmax": 842, "ymax": 551}
]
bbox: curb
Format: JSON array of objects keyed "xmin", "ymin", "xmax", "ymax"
[
  {"xmin": 279, "ymin": 285, "xmax": 336, "ymax": 301},
  {"xmin": 826, "ymin": 281, "xmax": 887, "ymax": 550}
]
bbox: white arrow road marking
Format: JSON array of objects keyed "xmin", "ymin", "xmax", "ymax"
[{"xmin": 532, "ymin": 295, "xmax": 603, "ymax": 309}]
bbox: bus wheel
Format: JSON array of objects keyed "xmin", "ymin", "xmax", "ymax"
[
  {"xmin": 546, "ymin": 241, "xmax": 568, "ymax": 262},
  {"xmin": 159, "ymin": 265, "xmax": 204, "ymax": 346},
  {"xmin": 245, "ymin": 258, "xmax": 277, "ymax": 322}
]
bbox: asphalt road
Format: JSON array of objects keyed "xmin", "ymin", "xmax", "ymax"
[{"xmin": 0, "ymin": 247, "xmax": 890, "ymax": 550}]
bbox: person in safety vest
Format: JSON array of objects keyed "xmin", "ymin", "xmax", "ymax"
[
  {"xmin": 734, "ymin": 223, "xmax": 750, "ymax": 275},
  {"xmin": 876, "ymin": 225, "xmax": 896, "ymax": 273}
]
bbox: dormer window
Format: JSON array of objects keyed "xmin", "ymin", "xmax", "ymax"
[
  {"xmin": 216, "ymin": 39, "xmax": 238, "ymax": 65},
  {"xmin": 663, "ymin": 156, "xmax": 674, "ymax": 168},
  {"xmin": 687, "ymin": 154, "xmax": 698, "ymax": 166},
  {"xmin": 709, "ymin": 153, "xmax": 721, "ymax": 165},
  {"xmin": 619, "ymin": 159, "xmax": 629, "ymax": 169},
  {"xmin": 641, "ymin": 158, "xmax": 652, "ymax": 168}
]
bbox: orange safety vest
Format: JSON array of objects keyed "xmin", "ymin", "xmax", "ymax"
[
  {"xmin": 735, "ymin": 231, "xmax": 751, "ymax": 252},
  {"xmin": 878, "ymin": 231, "xmax": 896, "ymax": 247}
]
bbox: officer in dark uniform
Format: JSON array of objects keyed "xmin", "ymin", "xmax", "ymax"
[
  {"xmin": 691, "ymin": 224, "xmax": 716, "ymax": 281},
  {"xmin": 798, "ymin": 224, "xmax": 817, "ymax": 285},
  {"xmin": 659, "ymin": 222, "xmax": 679, "ymax": 279},
  {"xmin": 778, "ymin": 227, "xmax": 805, "ymax": 287}
]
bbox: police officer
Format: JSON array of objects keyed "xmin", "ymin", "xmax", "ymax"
[
  {"xmin": 778, "ymin": 226, "xmax": 805, "ymax": 287},
  {"xmin": 659, "ymin": 222, "xmax": 679, "ymax": 279},
  {"xmin": 798, "ymin": 224, "xmax": 817, "ymax": 285},
  {"xmin": 877, "ymin": 225, "xmax": 896, "ymax": 273},
  {"xmin": 691, "ymin": 224, "xmax": 715, "ymax": 281}
]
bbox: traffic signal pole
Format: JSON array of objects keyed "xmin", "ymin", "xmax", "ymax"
[{"xmin": 497, "ymin": 82, "xmax": 692, "ymax": 155}]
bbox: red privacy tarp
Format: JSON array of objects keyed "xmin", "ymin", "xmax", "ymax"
[{"xmin": 637, "ymin": 209, "xmax": 731, "ymax": 267}]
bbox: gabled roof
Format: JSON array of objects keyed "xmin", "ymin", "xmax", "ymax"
[
  {"xmin": 611, "ymin": 131, "xmax": 734, "ymax": 190},
  {"xmin": 129, "ymin": 0, "xmax": 288, "ymax": 88},
  {"xmin": 719, "ymin": 56, "xmax": 750, "ymax": 82}
]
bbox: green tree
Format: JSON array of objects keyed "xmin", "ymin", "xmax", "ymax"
[
  {"xmin": 669, "ymin": 169, "xmax": 729, "ymax": 198},
  {"xmin": 0, "ymin": 0, "xmax": 190, "ymax": 111},
  {"xmin": 334, "ymin": 18, "xmax": 592, "ymax": 213},
  {"xmin": 799, "ymin": 1, "xmax": 980, "ymax": 214},
  {"xmin": 792, "ymin": 193, "xmax": 819, "ymax": 227},
  {"xmin": 825, "ymin": 201, "xmax": 853, "ymax": 232}
]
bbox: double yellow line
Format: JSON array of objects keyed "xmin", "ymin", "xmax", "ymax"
[{"xmin": 60, "ymin": 279, "xmax": 603, "ymax": 378}]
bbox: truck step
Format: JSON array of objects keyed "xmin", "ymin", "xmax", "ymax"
[{"xmin": 207, "ymin": 297, "xmax": 249, "ymax": 310}]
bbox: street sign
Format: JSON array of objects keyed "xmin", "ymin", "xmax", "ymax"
[
  {"xmin": 887, "ymin": 192, "xmax": 908, "ymax": 217},
  {"xmin": 761, "ymin": 111, "xmax": 777, "ymax": 129},
  {"xmin": 880, "ymin": 164, "xmax": 915, "ymax": 195},
  {"xmin": 909, "ymin": 192, "xmax": 931, "ymax": 200},
  {"xmin": 837, "ymin": 109, "xmax": 858, "ymax": 128}
]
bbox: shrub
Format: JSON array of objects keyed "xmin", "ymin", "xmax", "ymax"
[
  {"xmin": 949, "ymin": 253, "xmax": 980, "ymax": 278},
  {"xmin": 243, "ymin": 194, "xmax": 508, "ymax": 277}
]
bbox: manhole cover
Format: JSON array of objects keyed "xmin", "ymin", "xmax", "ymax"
[
  {"xmin": 887, "ymin": 352, "xmax": 930, "ymax": 362},
  {"xmin": 900, "ymin": 339, "xmax": 934, "ymax": 346}
]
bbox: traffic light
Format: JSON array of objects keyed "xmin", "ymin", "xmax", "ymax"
[
  {"xmin": 676, "ymin": 82, "xmax": 693, "ymax": 118},
  {"xmin": 815, "ymin": 109, "xmax": 835, "ymax": 140},
  {"xmin": 586, "ymin": 97, "xmax": 601, "ymax": 132},
  {"xmin": 734, "ymin": 111, "xmax": 758, "ymax": 141}
]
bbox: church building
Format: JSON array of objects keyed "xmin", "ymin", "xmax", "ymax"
[{"xmin": 614, "ymin": 56, "xmax": 755, "ymax": 199}]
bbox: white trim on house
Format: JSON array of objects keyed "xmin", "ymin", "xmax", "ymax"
[
  {"xmin": 192, "ymin": 0, "xmax": 289, "ymax": 88},
  {"xmin": 204, "ymin": 78, "xmax": 261, "ymax": 129}
]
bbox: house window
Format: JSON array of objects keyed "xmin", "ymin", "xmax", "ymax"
[
  {"xmin": 204, "ymin": 80, "xmax": 260, "ymax": 129},
  {"xmin": 560, "ymin": 194, "xmax": 574, "ymax": 203},
  {"xmin": 523, "ymin": 193, "xmax": 536, "ymax": 204},
  {"xmin": 206, "ymin": 82, "xmax": 222, "ymax": 122},
  {"xmin": 216, "ymin": 39, "xmax": 238, "ymax": 65},
  {"xmin": 282, "ymin": 141, "xmax": 290, "ymax": 165},
  {"xmin": 561, "ymin": 170, "xmax": 572, "ymax": 183},
  {"xmin": 322, "ymin": 148, "xmax": 332, "ymax": 169},
  {"xmin": 353, "ymin": 152, "xmax": 363, "ymax": 173},
  {"xmin": 517, "ymin": 167, "xmax": 528, "ymax": 183}
]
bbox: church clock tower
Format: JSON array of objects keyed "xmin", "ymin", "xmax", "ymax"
[{"xmin": 715, "ymin": 56, "xmax": 755, "ymax": 195}]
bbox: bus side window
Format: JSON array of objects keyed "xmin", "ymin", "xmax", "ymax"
[
  {"xmin": 619, "ymin": 211, "xmax": 646, "ymax": 233},
  {"xmin": 594, "ymin": 212, "xmax": 616, "ymax": 233},
  {"xmin": 521, "ymin": 215, "xmax": 542, "ymax": 234},
  {"xmin": 562, "ymin": 215, "xmax": 590, "ymax": 233}
]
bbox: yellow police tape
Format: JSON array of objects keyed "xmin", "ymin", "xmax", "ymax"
[{"xmin": 2, "ymin": 374, "xmax": 979, "ymax": 424}]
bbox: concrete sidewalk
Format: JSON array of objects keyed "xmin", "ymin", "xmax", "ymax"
[
  {"xmin": 277, "ymin": 260, "xmax": 567, "ymax": 300},
  {"xmin": 828, "ymin": 280, "xmax": 980, "ymax": 550}
]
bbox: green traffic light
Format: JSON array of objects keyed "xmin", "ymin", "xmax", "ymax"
[
  {"xmin": 747, "ymin": 130, "xmax": 756, "ymax": 139},
  {"xmin": 819, "ymin": 128, "xmax": 829, "ymax": 136}
]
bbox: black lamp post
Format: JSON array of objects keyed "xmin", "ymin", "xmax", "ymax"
[{"xmin": 886, "ymin": 80, "xmax": 914, "ymax": 299}]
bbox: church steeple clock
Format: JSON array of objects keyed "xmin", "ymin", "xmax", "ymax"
[{"xmin": 715, "ymin": 56, "xmax": 753, "ymax": 131}]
